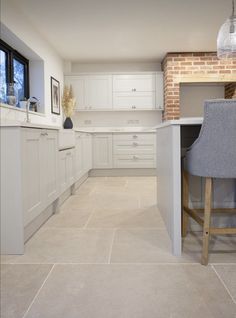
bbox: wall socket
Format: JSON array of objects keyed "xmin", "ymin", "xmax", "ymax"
[{"xmin": 84, "ymin": 120, "xmax": 92, "ymax": 125}]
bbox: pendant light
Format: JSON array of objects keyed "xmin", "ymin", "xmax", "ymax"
[{"xmin": 217, "ymin": 0, "xmax": 236, "ymax": 59}]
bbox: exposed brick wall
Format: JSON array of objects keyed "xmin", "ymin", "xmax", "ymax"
[
  {"xmin": 162, "ymin": 53, "xmax": 236, "ymax": 120},
  {"xmin": 225, "ymin": 83, "xmax": 236, "ymax": 99}
]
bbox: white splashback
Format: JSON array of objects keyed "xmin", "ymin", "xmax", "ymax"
[{"xmin": 72, "ymin": 110, "xmax": 162, "ymax": 128}]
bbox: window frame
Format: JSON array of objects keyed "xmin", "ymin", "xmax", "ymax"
[{"xmin": 0, "ymin": 39, "xmax": 29, "ymax": 100}]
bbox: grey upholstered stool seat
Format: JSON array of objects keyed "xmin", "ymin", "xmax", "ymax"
[{"xmin": 183, "ymin": 99, "xmax": 236, "ymax": 265}]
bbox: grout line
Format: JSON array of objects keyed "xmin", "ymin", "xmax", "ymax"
[
  {"xmin": 108, "ymin": 229, "xmax": 117, "ymax": 264},
  {"xmin": 211, "ymin": 265, "xmax": 236, "ymax": 305},
  {"xmin": 83, "ymin": 208, "xmax": 96, "ymax": 229},
  {"xmin": 22, "ymin": 264, "xmax": 56, "ymax": 318}
]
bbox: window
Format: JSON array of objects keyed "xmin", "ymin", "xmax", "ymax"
[{"xmin": 0, "ymin": 40, "xmax": 29, "ymax": 105}]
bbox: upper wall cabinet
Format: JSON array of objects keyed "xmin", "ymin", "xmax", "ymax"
[
  {"xmin": 65, "ymin": 76, "xmax": 85, "ymax": 111},
  {"xmin": 113, "ymin": 74, "xmax": 156, "ymax": 110},
  {"xmin": 65, "ymin": 72, "xmax": 163, "ymax": 111},
  {"xmin": 156, "ymin": 72, "xmax": 164, "ymax": 110},
  {"xmin": 65, "ymin": 75, "xmax": 112, "ymax": 111},
  {"xmin": 113, "ymin": 74, "xmax": 156, "ymax": 92}
]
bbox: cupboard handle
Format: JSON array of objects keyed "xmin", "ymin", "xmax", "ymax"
[
  {"xmin": 132, "ymin": 88, "xmax": 136, "ymax": 92},
  {"xmin": 133, "ymin": 135, "xmax": 138, "ymax": 139},
  {"xmin": 132, "ymin": 142, "xmax": 138, "ymax": 147},
  {"xmin": 131, "ymin": 105, "xmax": 136, "ymax": 109},
  {"xmin": 133, "ymin": 155, "xmax": 138, "ymax": 160},
  {"xmin": 40, "ymin": 132, "xmax": 48, "ymax": 136}
]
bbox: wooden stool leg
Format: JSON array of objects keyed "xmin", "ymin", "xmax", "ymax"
[
  {"xmin": 182, "ymin": 170, "xmax": 189, "ymax": 237},
  {"xmin": 201, "ymin": 177, "xmax": 212, "ymax": 265}
]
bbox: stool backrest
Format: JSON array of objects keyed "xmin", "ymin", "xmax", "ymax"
[{"xmin": 186, "ymin": 99, "xmax": 236, "ymax": 178}]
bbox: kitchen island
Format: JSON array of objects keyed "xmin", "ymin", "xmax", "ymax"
[{"xmin": 156, "ymin": 117, "xmax": 236, "ymax": 256}]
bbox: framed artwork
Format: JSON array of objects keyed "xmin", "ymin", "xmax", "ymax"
[{"xmin": 51, "ymin": 76, "xmax": 60, "ymax": 114}]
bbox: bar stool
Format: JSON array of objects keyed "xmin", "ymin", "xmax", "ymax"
[{"xmin": 182, "ymin": 99, "xmax": 236, "ymax": 265}]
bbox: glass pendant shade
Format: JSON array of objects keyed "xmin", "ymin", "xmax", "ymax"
[{"xmin": 217, "ymin": 2, "xmax": 236, "ymax": 59}]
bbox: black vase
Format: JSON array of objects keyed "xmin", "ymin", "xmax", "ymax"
[{"xmin": 63, "ymin": 117, "xmax": 73, "ymax": 129}]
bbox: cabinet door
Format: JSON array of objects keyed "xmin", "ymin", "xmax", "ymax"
[
  {"xmin": 113, "ymin": 92, "xmax": 156, "ymax": 110},
  {"xmin": 113, "ymin": 74, "xmax": 156, "ymax": 92},
  {"xmin": 156, "ymin": 72, "xmax": 164, "ymax": 110},
  {"xmin": 41, "ymin": 130, "xmax": 58, "ymax": 206},
  {"xmin": 59, "ymin": 150, "xmax": 67, "ymax": 194},
  {"xmin": 65, "ymin": 76, "xmax": 85, "ymax": 110},
  {"xmin": 84, "ymin": 75, "xmax": 112, "ymax": 110},
  {"xmin": 93, "ymin": 134, "xmax": 113, "ymax": 169},
  {"xmin": 66, "ymin": 149, "xmax": 75, "ymax": 187},
  {"xmin": 75, "ymin": 133, "xmax": 83, "ymax": 180},
  {"xmin": 82, "ymin": 133, "xmax": 92, "ymax": 173},
  {"xmin": 22, "ymin": 129, "xmax": 43, "ymax": 226}
]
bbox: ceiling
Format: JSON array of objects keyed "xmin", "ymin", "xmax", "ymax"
[{"xmin": 8, "ymin": 0, "xmax": 232, "ymax": 63}]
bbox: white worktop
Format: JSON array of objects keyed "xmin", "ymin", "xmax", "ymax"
[
  {"xmin": 0, "ymin": 119, "xmax": 61, "ymax": 130},
  {"xmin": 74, "ymin": 126, "xmax": 156, "ymax": 133},
  {"xmin": 154, "ymin": 117, "xmax": 203, "ymax": 129}
]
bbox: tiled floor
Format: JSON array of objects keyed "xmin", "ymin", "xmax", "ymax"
[{"xmin": 1, "ymin": 177, "xmax": 236, "ymax": 318}]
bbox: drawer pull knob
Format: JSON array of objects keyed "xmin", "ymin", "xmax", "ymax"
[
  {"xmin": 133, "ymin": 135, "xmax": 138, "ymax": 139},
  {"xmin": 133, "ymin": 155, "xmax": 138, "ymax": 160},
  {"xmin": 132, "ymin": 88, "xmax": 136, "ymax": 92},
  {"xmin": 131, "ymin": 105, "xmax": 136, "ymax": 109},
  {"xmin": 133, "ymin": 142, "xmax": 138, "ymax": 147}
]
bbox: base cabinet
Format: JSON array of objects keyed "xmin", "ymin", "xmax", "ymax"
[
  {"xmin": 1, "ymin": 127, "xmax": 59, "ymax": 254},
  {"xmin": 93, "ymin": 134, "xmax": 113, "ymax": 168},
  {"xmin": 22, "ymin": 129, "xmax": 58, "ymax": 226},
  {"xmin": 59, "ymin": 148, "xmax": 75, "ymax": 194},
  {"xmin": 113, "ymin": 133, "xmax": 156, "ymax": 168},
  {"xmin": 82, "ymin": 133, "xmax": 92, "ymax": 173}
]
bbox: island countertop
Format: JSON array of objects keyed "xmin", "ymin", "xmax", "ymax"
[{"xmin": 154, "ymin": 117, "xmax": 203, "ymax": 129}]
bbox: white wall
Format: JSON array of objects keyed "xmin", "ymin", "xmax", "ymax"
[
  {"xmin": 180, "ymin": 84, "xmax": 225, "ymax": 118},
  {"xmin": 66, "ymin": 62, "xmax": 162, "ymax": 73},
  {"xmin": 0, "ymin": 0, "xmax": 64, "ymax": 127},
  {"xmin": 72, "ymin": 110, "xmax": 162, "ymax": 128}
]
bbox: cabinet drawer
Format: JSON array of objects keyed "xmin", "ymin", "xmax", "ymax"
[
  {"xmin": 113, "ymin": 140, "xmax": 155, "ymax": 155},
  {"xmin": 113, "ymin": 74, "xmax": 155, "ymax": 92},
  {"xmin": 113, "ymin": 92, "xmax": 155, "ymax": 110},
  {"xmin": 113, "ymin": 133, "xmax": 156, "ymax": 142},
  {"xmin": 113, "ymin": 154, "xmax": 156, "ymax": 168}
]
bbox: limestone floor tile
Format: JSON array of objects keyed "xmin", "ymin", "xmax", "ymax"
[
  {"xmin": 24, "ymin": 264, "xmax": 236, "ymax": 318},
  {"xmin": 60, "ymin": 194, "xmax": 96, "ymax": 211},
  {"xmin": 86, "ymin": 206, "xmax": 165, "ymax": 229},
  {"xmin": 44, "ymin": 208, "xmax": 93, "ymax": 228},
  {"xmin": 182, "ymin": 232, "xmax": 236, "ymax": 264},
  {"xmin": 90, "ymin": 192, "xmax": 140, "ymax": 210},
  {"xmin": 7, "ymin": 228, "xmax": 114, "ymax": 264},
  {"xmin": 212, "ymin": 265, "xmax": 236, "ymax": 302},
  {"xmin": 110, "ymin": 229, "xmax": 194, "ymax": 263},
  {"xmin": 1, "ymin": 264, "xmax": 52, "ymax": 318}
]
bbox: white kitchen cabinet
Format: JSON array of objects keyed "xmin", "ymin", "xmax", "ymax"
[
  {"xmin": 84, "ymin": 75, "xmax": 112, "ymax": 110},
  {"xmin": 113, "ymin": 92, "xmax": 156, "ymax": 110},
  {"xmin": 113, "ymin": 133, "xmax": 156, "ymax": 168},
  {"xmin": 75, "ymin": 132, "xmax": 83, "ymax": 180},
  {"xmin": 22, "ymin": 129, "xmax": 59, "ymax": 226},
  {"xmin": 65, "ymin": 75, "xmax": 112, "ymax": 110},
  {"xmin": 82, "ymin": 133, "xmax": 92, "ymax": 173},
  {"xmin": 93, "ymin": 134, "xmax": 113, "ymax": 168},
  {"xmin": 1, "ymin": 126, "xmax": 59, "ymax": 254},
  {"xmin": 156, "ymin": 72, "xmax": 164, "ymax": 110},
  {"xmin": 22, "ymin": 129, "xmax": 43, "ymax": 226},
  {"xmin": 113, "ymin": 74, "xmax": 156, "ymax": 92},
  {"xmin": 65, "ymin": 76, "xmax": 85, "ymax": 110},
  {"xmin": 43, "ymin": 131, "xmax": 59, "ymax": 206},
  {"xmin": 113, "ymin": 74, "xmax": 156, "ymax": 110},
  {"xmin": 59, "ymin": 148, "xmax": 75, "ymax": 194}
]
